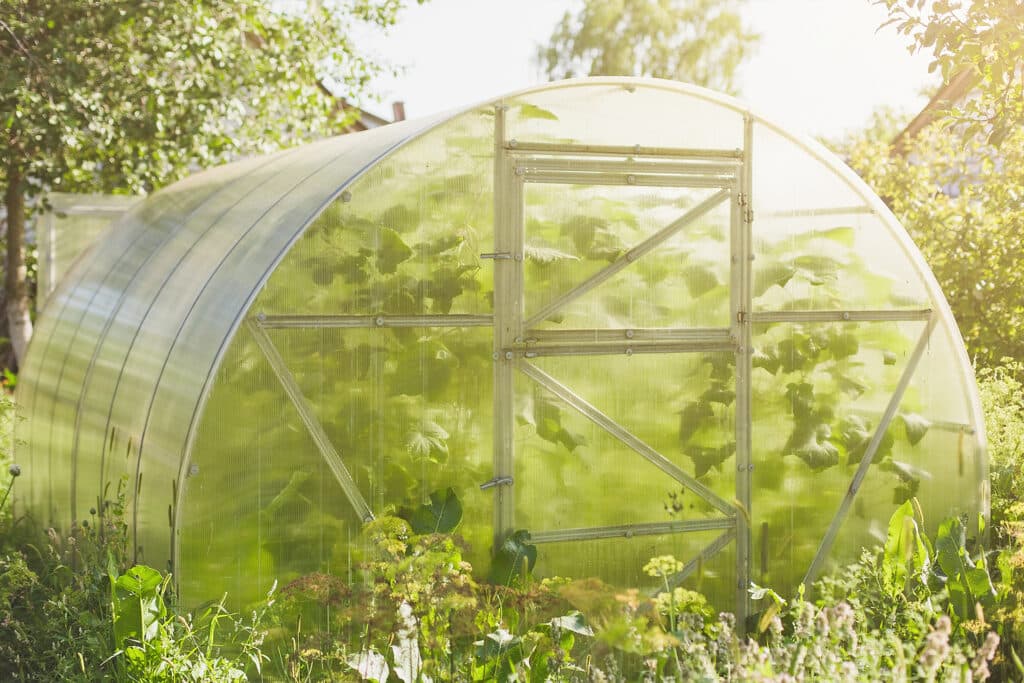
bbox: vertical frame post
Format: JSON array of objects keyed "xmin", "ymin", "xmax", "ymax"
[
  {"xmin": 733, "ymin": 114, "xmax": 755, "ymax": 627},
  {"xmin": 491, "ymin": 104, "xmax": 519, "ymax": 548}
]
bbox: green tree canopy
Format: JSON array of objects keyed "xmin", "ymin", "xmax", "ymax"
[
  {"xmin": 535, "ymin": 0, "xmax": 760, "ymax": 94},
  {"xmin": 0, "ymin": 0, "xmax": 418, "ymax": 365},
  {"xmin": 879, "ymin": 0, "xmax": 1024, "ymax": 145}
]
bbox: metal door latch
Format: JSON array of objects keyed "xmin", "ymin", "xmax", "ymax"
[
  {"xmin": 479, "ymin": 476, "xmax": 514, "ymax": 490},
  {"xmin": 480, "ymin": 252, "xmax": 512, "ymax": 260}
]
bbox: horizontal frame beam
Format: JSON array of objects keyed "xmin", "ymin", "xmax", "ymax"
[
  {"xmin": 516, "ymin": 340, "xmax": 735, "ymax": 357},
  {"xmin": 515, "ymin": 157, "xmax": 739, "ymax": 177},
  {"xmin": 759, "ymin": 206, "xmax": 875, "ymax": 219},
  {"xmin": 519, "ymin": 360, "xmax": 736, "ymax": 517},
  {"xmin": 256, "ymin": 314, "xmax": 493, "ymax": 329},
  {"xmin": 524, "ymin": 171, "xmax": 732, "ymax": 189},
  {"xmin": 524, "ymin": 189, "xmax": 731, "ymax": 328},
  {"xmin": 525, "ymin": 327, "xmax": 733, "ymax": 344},
  {"xmin": 748, "ymin": 309, "xmax": 933, "ymax": 324},
  {"xmin": 506, "ymin": 141, "xmax": 743, "ymax": 160},
  {"xmin": 530, "ymin": 517, "xmax": 734, "ymax": 544}
]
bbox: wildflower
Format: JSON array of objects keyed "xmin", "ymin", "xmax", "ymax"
[
  {"xmin": 814, "ymin": 609, "xmax": 830, "ymax": 637},
  {"xmin": 643, "ymin": 555, "xmax": 684, "ymax": 578},
  {"xmin": 971, "ymin": 631, "xmax": 1000, "ymax": 681},
  {"xmin": 8, "ymin": 463, "xmax": 20, "ymax": 477},
  {"xmin": 919, "ymin": 615, "xmax": 951, "ymax": 673}
]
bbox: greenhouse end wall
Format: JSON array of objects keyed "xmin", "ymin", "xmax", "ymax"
[{"xmin": 16, "ymin": 79, "xmax": 987, "ymax": 623}]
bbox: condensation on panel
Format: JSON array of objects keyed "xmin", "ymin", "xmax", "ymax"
[
  {"xmin": 523, "ymin": 184, "xmax": 732, "ymax": 330},
  {"xmin": 257, "ymin": 109, "xmax": 495, "ymax": 318},
  {"xmin": 504, "ymin": 82, "xmax": 744, "ymax": 152}
]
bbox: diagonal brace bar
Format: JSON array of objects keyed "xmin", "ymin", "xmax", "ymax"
[
  {"xmin": 524, "ymin": 188, "xmax": 731, "ymax": 329},
  {"xmin": 247, "ymin": 319, "xmax": 375, "ymax": 523},
  {"xmin": 665, "ymin": 528, "xmax": 737, "ymax": 590},
  {"xmin": 519, "ymin": 361, "xmax": 736, "ymax": 517},
  {"xmin": 801, "ymin": 313, "xmax": 937, "ymax": 586}
]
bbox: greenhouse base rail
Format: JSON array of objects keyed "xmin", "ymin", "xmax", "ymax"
[
  {"xmin": 246, "ymin": 319, "xmax": 375, "ymax": 523},
  {"xmin": 518, "ymin": 360, "xmax": 736, "ymax": 518},
  {"xmin": 801, "ymin": 312, "xmax": 938, "ymax": 587},
  {"xmin": 530, "ymin": 517, "xmax": 735, "ymax": 544},
  {"xmin": 524, "ymin": 188, "xmax": 731, "ymax": 329}
]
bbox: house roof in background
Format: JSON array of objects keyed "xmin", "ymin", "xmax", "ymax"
[{"xmin": 892, "ymin": 69, "xmax": 977, "ymax": 153}]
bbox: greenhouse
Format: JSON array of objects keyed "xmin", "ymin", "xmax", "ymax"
[{"xmin": 15, "ymin": 78, "xmax": 987, "ymax": 623}]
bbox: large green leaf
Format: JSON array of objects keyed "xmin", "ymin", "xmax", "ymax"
[
  {"xmin": 376, "ymin": 227, "xmax": 414, "ymax": 274},
  {"xmin": 111, "ymin": 565, "xmax": 166, "ymax": 647},
  {"xmin": 882, "ymin": 500, "xmax": 930, "ymax": 596},
  {"xmin": 899, "ymin": 412, "xmax": 931, "ymax": 446},
  {"xmin": 489, "ymin": 530, "xmax": 538, "ymax": 586},
  {"xmin": 399, "ymin": 487, "xmax": 463, "ymax": 534}
]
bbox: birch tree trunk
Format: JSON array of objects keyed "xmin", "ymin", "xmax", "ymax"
[{"xmin": 4, "ymin": 164, "xmax": 33, "ymax": 368}]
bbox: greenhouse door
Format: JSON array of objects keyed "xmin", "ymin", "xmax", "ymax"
[{"xmin": 488, "ymin": 109, "xmax": 755, "ymax": 618}]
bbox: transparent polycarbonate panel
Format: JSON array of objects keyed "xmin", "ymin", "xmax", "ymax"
[
  {"xmin": 179, "ymin": 324, "xmax": 494, "ymax": 605},
  {"xmin": 146, "ymin": 118, "xmax": 457, "ymax": 578},
  {"xmin": 517, "ymin": 354, "xmax": 735, "ymax": 526},
  {"xmin": 16, "ymin": 78, "xmax": 988, "ymax": 616},
  {"xmin": 258, "ymin": 108, "xmax": 495, "ymax": 317},
  {"xmin": 277, "ymin": 325, "xmax": 495, "ymax": 565},
  {"xmin": 68, "ymin": 152, "xmax": 300, "ymax": 557},
  {"xmin": 889, "ymin": 320, "xmax": 985, "ymax": 534},
  {"xmin": 751, "ymin": 122, "xmax": 929, "ymax": 311},
  {"xmin": 504, "ymin": 82, "xmax": 743, "ymax": 152},
  {"xmin": 18, "ymin": 169, "xmax": 235, "ymax": 529},
  {"xmin": 179, "ymin": 332, "xmax": 365, "ymax": 603},
  {"xmin": 37, "ymin": 193, "xmax": 140, "ymax": 308},
  {"xmin": 523, "ymin": 183, "xmax": 732, "ymax": 330},
  {"xmin": 128, "ymin": 137, "xmax": 372, "ymax": 569},
  {"xmin": 748, "ymin": 319, "xmax": 965, "ymax": 593},
  {"xmin": 753, "ymin": 212, "xmax": 930, "ymax": 312}
]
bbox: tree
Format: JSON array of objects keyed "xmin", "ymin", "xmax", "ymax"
[
  {"xmin": 535, "ymin": 0, "xmax": 759, "ymax": 94},
  {"xmin": 0, "ymin": 0, "xmax": 418, "ymax": 367},
  {"xmin": 878, "ymin": 0, "xmax": 1024, "ymax": 146},
  {"xmin": 837, "ymin": 1, "xmax": 1024, "ymax": 368}
]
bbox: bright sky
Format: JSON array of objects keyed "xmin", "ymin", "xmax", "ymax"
[{"xmin": 356, "ymin": 0, "xmax": 937, "ymax": 140}]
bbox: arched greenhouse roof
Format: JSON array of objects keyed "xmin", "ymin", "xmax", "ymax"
[{"xmin": 17, "ymin": 78, "xmax": 987, "ymax": 621}]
